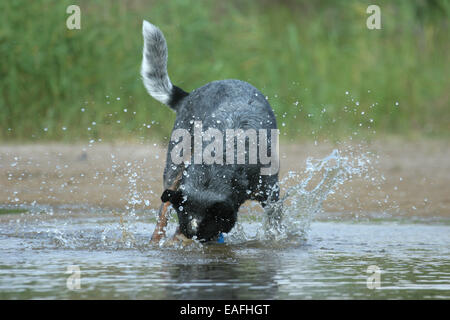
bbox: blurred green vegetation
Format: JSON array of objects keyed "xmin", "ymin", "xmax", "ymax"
[
  {"xmin": 0, "ymin": 208, "xmax": 28, "ymax": 215},
  {"xmin": 0, "ymin": 0, "xmax": 449, "ymax": 142}
]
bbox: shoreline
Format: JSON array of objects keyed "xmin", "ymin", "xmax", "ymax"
[{"xmin": 0, "ymin": 139, "xmax": 449, "ymax": 219}]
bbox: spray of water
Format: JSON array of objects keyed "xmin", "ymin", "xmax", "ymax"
[{"xmin": 223, "ymin": 147, "xmax": 373, "ymax": 246}]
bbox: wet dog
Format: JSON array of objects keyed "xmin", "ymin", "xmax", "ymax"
[{"xmin": 141, "ymin": 20, "xmax": 281, "ymax": 243}]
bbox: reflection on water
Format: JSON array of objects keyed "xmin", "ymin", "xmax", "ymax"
[{"xmin": 0, "ymin": 211, "xmax": 449, "ymax": 299}]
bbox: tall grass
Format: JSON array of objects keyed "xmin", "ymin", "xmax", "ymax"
[{"xmin": 1, "ymin": 0, "xmax": 449, "ymax": 142}]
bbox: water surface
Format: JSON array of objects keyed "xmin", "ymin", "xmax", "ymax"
[{"xmin": 0, "ymin": 211, "xmax": 448, "ymax": 299}]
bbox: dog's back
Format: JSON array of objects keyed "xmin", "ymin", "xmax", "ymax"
[
  {"xmin": 175, "ymin": 79, "xmax": 275, "ymax": 130},
  {"xmin": 171, "ymin": 78, "xmax": 277, "ymax": 164}
]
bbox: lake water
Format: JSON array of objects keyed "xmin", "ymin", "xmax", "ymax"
[
  {"xmin": 1, "ymin": 147, "xmax": 449, "ymax": 299},
  {"xmin": 0, "ymin": 209, "xmax": 449, "ymax": 300}
]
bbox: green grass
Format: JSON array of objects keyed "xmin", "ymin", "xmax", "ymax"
[
  {"xmin": 1, "ymin": 0, "xmax": 449, "ymax": 142},
  {"xmin": 0, "ymin": 208, "xmax": 28, "ymax": 215}
]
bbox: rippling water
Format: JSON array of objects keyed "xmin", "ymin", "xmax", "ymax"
[
  {"xmin": 0, "ymin": 210, "xmax": 449, "ymax": 299},
  {"xmin": 0, "ymin": 149, "xmax": 449, "ymax": 299}
]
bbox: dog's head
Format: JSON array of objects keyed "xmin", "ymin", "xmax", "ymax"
[{"xmin": 161, "ymin": 189, "xmax": 237, "ymax": 242}]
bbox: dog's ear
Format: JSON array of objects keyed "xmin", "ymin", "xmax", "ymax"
[{"xmin": 161, "ymin": 189, "xmax": 183, "ymax": 205}]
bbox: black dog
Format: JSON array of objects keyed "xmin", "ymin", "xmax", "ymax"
[{"xmin": 141, "ymin": 20, "xmax": 281, "ymax": 242}]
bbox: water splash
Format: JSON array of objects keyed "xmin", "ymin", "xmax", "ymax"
[
  {"xmin": 1, "ymin": 144, "xmax": 375, "ymax": 251},
  {"xmin": 95, "ymin": 146, "xmax": 375, "ymax": 249},
  {"xmin": 225, "ymin": 147, "xmax": 373, "ymax": 246}
]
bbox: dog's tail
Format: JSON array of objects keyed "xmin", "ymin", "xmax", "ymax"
[{"xmin": 141, "ymin": 20, "xmax": 188, "ymax": 110}]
